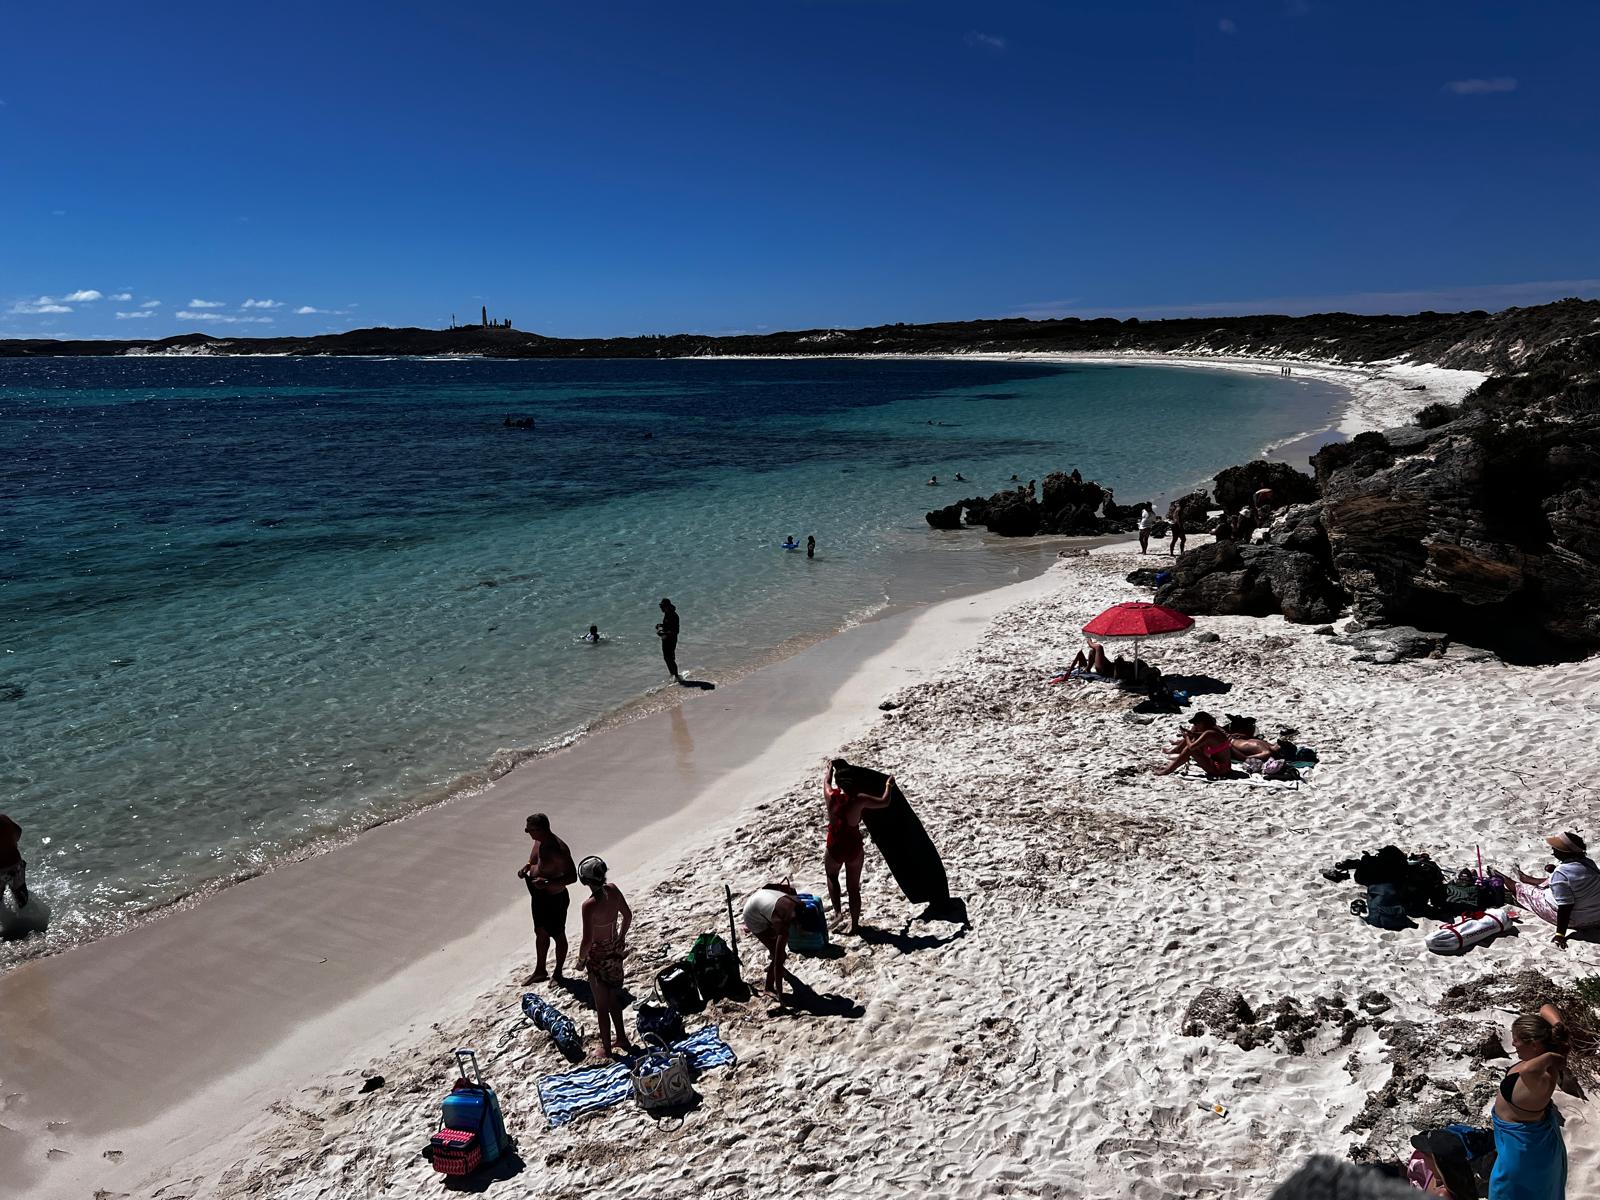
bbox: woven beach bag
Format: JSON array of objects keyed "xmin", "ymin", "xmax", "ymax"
[{"xmin": 630, "ymin": 1035, "xmax": 693, "ymax": 1112}]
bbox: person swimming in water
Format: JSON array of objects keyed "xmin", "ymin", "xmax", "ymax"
[
  {"xmin": 581, "ymin": 624, "xmax": 601, "ymax": 642},
  {"xmin": 781, "ymin": 535, "xmax": 800, "ymax": 549},
  {"xmin": 927, "ymin": 475, "xmax": 939, "ymax": 486}
]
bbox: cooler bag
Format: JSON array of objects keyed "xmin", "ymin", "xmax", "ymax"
[
  {"xmin": 787, "ymin": 894, "xmax": 829, "ymax": 955},
  {"xmin": 428, "ymin": 1128, "xmax": 483, "ymax": 1176}
]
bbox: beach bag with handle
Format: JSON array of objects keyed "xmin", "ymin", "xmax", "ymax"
[{"xmin": 631, "ymin": 1034, "xmax": 694, "ymax": 1112}]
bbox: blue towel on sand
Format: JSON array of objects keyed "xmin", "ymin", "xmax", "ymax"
[{"xmin": 537, "ymin": 1025, "xmax": 736, "ymax": 1128}]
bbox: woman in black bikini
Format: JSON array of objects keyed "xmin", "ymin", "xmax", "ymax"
[{"xmin": 1490, "ymin": 1004, "xmax": 1571, "ymax": 1199}]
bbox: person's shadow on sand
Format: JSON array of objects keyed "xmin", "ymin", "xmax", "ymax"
[
  {"xmin": 767, "ymin": 974, "xmax": 864, "ymax": 1019},
  {"xmin": 857, "ymin": 922, "xmax": 967, "ymax": 954},
  {"xmin": 677, "ymin": 677, "xmax": 716, "ymax": 691}
]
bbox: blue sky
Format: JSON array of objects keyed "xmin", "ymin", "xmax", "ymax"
[{"xmin": 2, "ymin": 1, "xmax": 1596, "ymax": 339}]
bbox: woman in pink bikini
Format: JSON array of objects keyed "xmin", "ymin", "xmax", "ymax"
[
  {"xmin": 823, "ymin": 760, "xmax": 895, "ymax": 934},
  {"xmin": 1157, "ymin": 712, "xmax": 1235, "ymax": 777}
]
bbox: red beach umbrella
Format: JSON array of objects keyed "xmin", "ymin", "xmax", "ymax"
[{"xmin": 1082, "ymin": 601, "xmax": 1194, "ymax": 666}]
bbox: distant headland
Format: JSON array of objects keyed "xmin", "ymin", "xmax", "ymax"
[{"xmin": 3, "ymin": 298, "xmax": 1598, "ymax": 375}]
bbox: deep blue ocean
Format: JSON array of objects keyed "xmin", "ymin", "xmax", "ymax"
[{"xmin": 1, "ymin": 355, "xmax": 1343, "ymax": 958}]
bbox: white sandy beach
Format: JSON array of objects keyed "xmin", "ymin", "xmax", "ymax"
[
  {"xmin": 13, "ymin": 355, "xmax": 1584, "ymax": 1200},
  {"xmin": 71, "ymin": 539, "xmax": 1598, "ymax": 1200}
]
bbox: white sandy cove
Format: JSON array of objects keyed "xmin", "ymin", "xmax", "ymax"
[{"xmin": 105, "ymin": 539, "xmax": 1593, "ymax": 1200}]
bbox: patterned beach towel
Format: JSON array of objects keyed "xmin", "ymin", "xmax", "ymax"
[{"xmin": 536, "ymin": 1025, "xmax": 736, "ymax": 1128}]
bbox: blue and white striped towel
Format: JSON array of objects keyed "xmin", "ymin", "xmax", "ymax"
[{"xmin": 536, "ymin": 1024, "xmax": 736, "ymax": 1128}]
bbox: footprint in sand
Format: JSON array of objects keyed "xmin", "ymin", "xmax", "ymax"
[
  {"xmin": 45, "ymin": 1120, "xmax": 70, "ymax": 1131},
  {"xmin": 46, "ymin": 1147, "xmax": 72, "ymax": 1160},
  {"xmin": 103, "ymin": 1149, "xmax": 125, "ymax": 1162}
]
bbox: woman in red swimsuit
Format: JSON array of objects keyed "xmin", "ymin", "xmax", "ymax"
[{"xmin": 823, "ymin": 759, "xmax": 895, "ymax": 935}]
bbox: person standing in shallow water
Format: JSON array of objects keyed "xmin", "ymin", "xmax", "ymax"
[
  {"xmin": 806, "ymin": 535, "xmax": 815, "ymax": 559},
  {"xmin": 0, "ymin": 813, "xmax": 28, "ymax": 908},
  {"xmin": 656, "ymin": 597, "xmax": 680, "ymax": 681},
  {"xmin": 517, "ymin": 813, "xmax": 576, "ymax": 982},
  {"xmin": 576, "ymin": 855, "xmax": 634, "ymax": 1058}
]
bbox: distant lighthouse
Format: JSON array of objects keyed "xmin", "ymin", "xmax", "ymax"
[{"xmin": 481, "ymin": 305, "xmax": 487, "ymax": 328}]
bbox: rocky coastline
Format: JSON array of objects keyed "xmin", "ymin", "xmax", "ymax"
[{"xmin": 4, "ymin": 298, "xmax": 1597, "ymax": 374}]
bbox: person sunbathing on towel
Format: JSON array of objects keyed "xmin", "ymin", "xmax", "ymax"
[
  {"xmin": 1157, "ymin": 711, "xmax": 1234, "ymax": 777},
  {"xmin": 1223, "ymin": 715, "xmax": 1277, "ymax": 762},
  {"xmin": 823, "ymin": 760, "xmax": 895, "ymax": 935},
  {"xmin": 1070, "ymin": 641, "xmax": 1113, "ymax": 675},
  {"xmin": 1492, "ymin": 831, "xmax": 1600, "ymax": 951}
]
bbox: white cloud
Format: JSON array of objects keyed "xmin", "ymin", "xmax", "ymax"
[
  {"xmin": 109, "ymin": 292, "xmax": 133, "ymax": 301},
  {"xmin": 10, "ymin": 297, "xmax": 74, "ymax": 314},
  {"xmin": 964, "ymin": 31, "xmax": 1006, "ymax": 52},
  {"xmin": 61, "ymin": 289, "xmax": 103, "ymax": 302},
  {"xmin": 139, "ymin": 299, "xmax": 161, "ymax": 308},
  {"xmin": 1444, "ymin": 77, "xmax": 1517, "ymax": 95},
  {"xmin": 241, "ymin": 298, "xmax": 282, "ymax": 309},
  {"xmin": 115, "ymin": 310, "xmax": 156, "ymax": 319},
  {"xmin": 187, "ymin": 298, "xmax": 226, "ymax": 309},
  {"xmin": 177, "ymin": 310, "xmax": 274, "ymax": 324},
  {"xmin": 1218, "ymin": 18, "xmax": 1237, "ymax": 33},
  {"xmin": 294, "ymin": 305, "xmax": 327, "ymax": 314}
]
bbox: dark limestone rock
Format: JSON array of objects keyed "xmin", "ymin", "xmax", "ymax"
[
  {"xmin": 1155, "ymin": 538, "xmax": 1345, "ymax": 625},
  {"xmin": 1214, "ymin": 460, "xmax": 1319, "ymax": 513},
  {"xmin": 1165, "ymin": 490, "xmax": 1212, "ymax": 529},
  {"xmin": 1125, "ymin": 567, "xmax": 1165, "ymax": 589},
  {"xmin": 1335, "ymin": 625, "xmax": 1450, "ymax": 662},
  {"xmin": 924, "ymin": 502, "xmax": 965, "ymax": 530},
  {"xmin": 1311, "ymin": 375, "xmax": 1600, "ymax": 661}
]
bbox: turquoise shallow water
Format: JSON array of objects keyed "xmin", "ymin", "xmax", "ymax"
[{"xmin": 1, "ymin": 356, "xmax": 1343, "ymax": 959}]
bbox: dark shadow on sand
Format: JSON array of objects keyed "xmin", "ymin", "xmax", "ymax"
[
  {"xmin": 1160, "ymin": 673, "xmax": 1232, "ymax": 696},
  {"xmin": 767, "ymin": 974, "xmax": 865, "ymax": 1019},
  {"xmin": 442, "ymin": 1149, "xmax": 527, "ymax": 1192},
  {"xmin": 677, "ymin": 678, "xmax": 716, "ymax": 691},
  {"xmin": 857, "ymin": 921, "xmax": 968, "ymax": 954}
]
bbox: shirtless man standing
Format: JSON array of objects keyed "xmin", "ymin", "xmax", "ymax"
[
  {"xmin": 823, "ymin": 760, "xmax": 894, "ymax": 935},
  {"xmin": 0, "ymin": 813, "xmax": 27, "ymax": 908},
  {"xmin": 517, "ymin": 813, "xmax": 576, "ymax": 982}
]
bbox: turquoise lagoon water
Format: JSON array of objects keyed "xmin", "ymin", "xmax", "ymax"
[{"xmin": 0, "ymin": 356, "xmax": 1344, "ymax": 959}]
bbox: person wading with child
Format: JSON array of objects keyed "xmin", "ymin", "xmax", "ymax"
[
  {"xmin": 576, "ymin": 855, "xmax": 634, "ymax": 1058},
  {"xmin": 518, "ymin": 814, "xmax": 576, "ymax": 982}
]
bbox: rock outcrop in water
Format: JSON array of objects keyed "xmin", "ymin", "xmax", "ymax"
[{"xmin": 925, "ymin": 470, "xmax": 1151, "ymax": 538}]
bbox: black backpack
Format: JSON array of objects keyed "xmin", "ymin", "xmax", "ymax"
[{"xmin": 655, "ymin": 962, "xmax": 704, "ymax": 1014}]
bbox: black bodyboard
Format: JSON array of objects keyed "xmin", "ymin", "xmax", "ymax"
[{"xmin": 838, "ymin": 764, "xmax": 949, "ymax": 905}]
